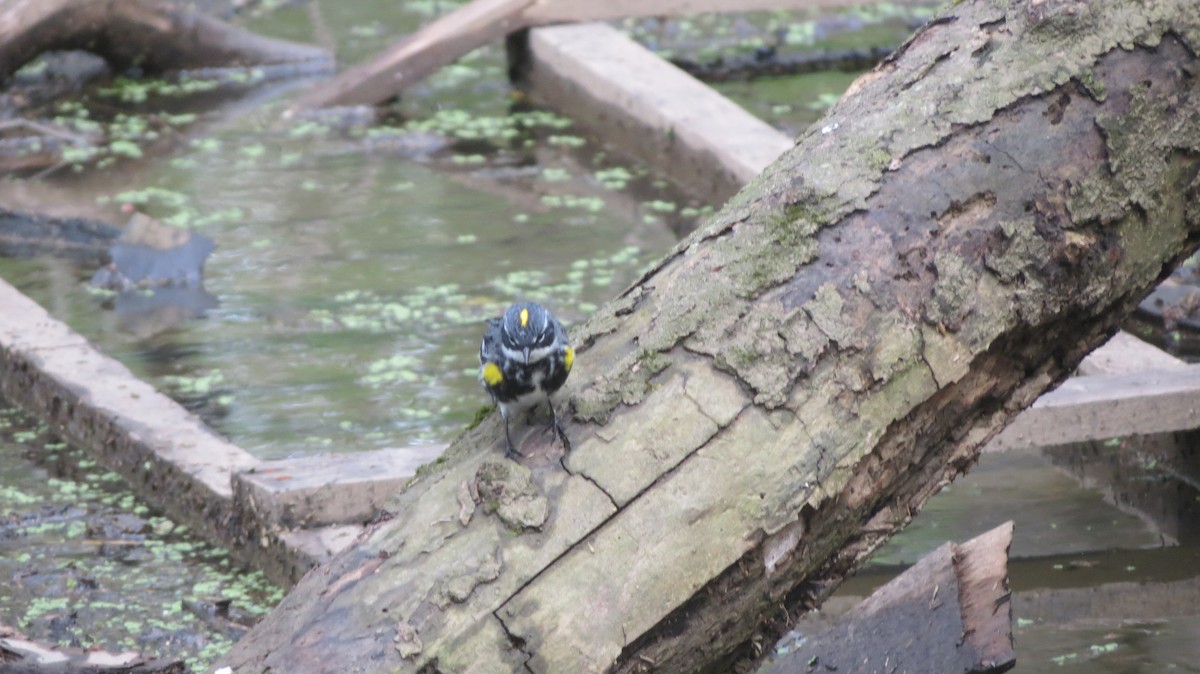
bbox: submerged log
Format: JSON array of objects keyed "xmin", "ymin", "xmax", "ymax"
[
  {"xmin": 223, "ymin": 1, "xmax": 1200, "ymax": 672},
  {"xmin": 0, "ymin": 622, "xmax": 184, "ymax": 674},
  {"xmin": 0, "ymin": 0, "xmax": 330, "ymax": 82},
  {"xmin": 0, "ymin": 207, "xmax": 118, "ymax": 264}
]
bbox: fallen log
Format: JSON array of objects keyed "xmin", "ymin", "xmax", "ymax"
[
  {"xmin": 223, "ymin": 1, "xmax": 1200, "ymax": 672},
  {"xmin": 761, "ymin": 522, "xmax": 1014, "ymax": 674},
  {"xmin": 0, "ymin": 0, "xmax": 330, "ymax": 82}
]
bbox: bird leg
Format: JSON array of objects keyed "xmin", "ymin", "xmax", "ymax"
[
  {"xmin": 501, "ymin": 408, "xmax": 523, "ymax": 459},
  {"xmin": 548, "ymin": 400, "xmax": 571, "ymax": 452}
]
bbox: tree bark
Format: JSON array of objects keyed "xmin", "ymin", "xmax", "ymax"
[
  {"xmin": 222, "ymin": 1, "xmax": 1200, "ymax": 672},
  {"xmin": 0, "ymin": 0, "xmax": 330, "ymax": 82}
]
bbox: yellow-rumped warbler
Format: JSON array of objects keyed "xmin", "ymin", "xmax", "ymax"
[{"xmin": 479, "ymin": 301, "xmax": 574, "ymax": 457}]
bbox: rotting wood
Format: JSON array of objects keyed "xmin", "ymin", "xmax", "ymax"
[
  {"xmin": 292, "ymin": 0, "xmax": 932, "ymax": 108},
  {"xmin": 759, "ymin": 521, "xmax": 1014, "ymax": 674},
  {"xmin": 220, "ymin": 2, "xmax": 1200, "ymax": 673},
  {"xmin": 512, "ymin": 21, "xmax": 1188, "ymax": 379},
  {"xmin": 516, "ymin": 22, "xmax": 793, "ymax": 202},
  {"xmin": 0, "ymin": 0, "xmax": 331, "ymax": 82}
]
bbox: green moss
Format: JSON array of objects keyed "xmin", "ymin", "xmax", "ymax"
[
  {"xmin": 571, "ymin": 387, "xmax": 623, "ymax": 424},
  {"xmin": 867, "ymin": 147, "xmax": 893, "ymax": 172},
  {"xmin": 1076, "ymin": 69, "xmax": 1107, "ymax": 101},
  {"xmin": 637, "ymin": 350, "xmax": 672, "ymax": 376},
  {"xmin": 466, "ymin": 405, "xmax": 493, "ymax": 431}
]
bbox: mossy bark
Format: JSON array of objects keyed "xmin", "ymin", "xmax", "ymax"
[{"xmin": 223, "ymin": 1, "xmax": 1200, "ymax": 672}]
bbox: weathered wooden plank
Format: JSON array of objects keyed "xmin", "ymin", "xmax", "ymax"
[
  {"xmin": 0, "ymin": 276, "xmax": 436, "ymax": 586},
  {"xmin": 761, "ymin": 522, "xmax": 1014, "ymax": 674},
  {"xmin": 986, "ymin": 365, "xmax": 1200, "ymax": 452},
  {"xmin": 295, "ymin": 0, "xmax": 930, "ymax": 108},
  {"xmin": 521, "ymin": 22, "xmax": 793, "ymax": 202},
  {"xmin": 234, "ymin": 445, "xmax": 448, "ymax": 529},
  {"xmin": 839, "ymin": 544, "xmax": 1200, "ymax": 625},
  {"xmin": 292, "ymin": 0, "xmax": 528, "ymax": 108}
]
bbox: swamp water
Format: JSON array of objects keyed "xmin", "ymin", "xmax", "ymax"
[{"xmin": 2, "ymin": 2, "xmax": 1199, "ymax": 672}]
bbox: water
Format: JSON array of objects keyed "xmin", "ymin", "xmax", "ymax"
[
  {"xmin": 4, "ymin": 2, "xmax": 1200, "ymax": 672},
  {"xmin": 0, "ymin": 402, "xmax": 282, "ymax": 671},
  {"xmin": 0, "ymin": 3, "xmax": 932, "ymax": 460},
  {"xmin": 825, "ymin": 434, "xmax": 1200, "ymax": 674},
  {"xmin": 0, "ymin": 7, "xmax": 694, "ymax": 459}
]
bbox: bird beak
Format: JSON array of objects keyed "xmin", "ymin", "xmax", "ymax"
[{"xmin": 522, "ymin": 347, "xmax": 530, "ymax": 365}]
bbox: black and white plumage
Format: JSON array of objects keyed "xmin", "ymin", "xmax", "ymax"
[{"xmin": 479, "ymin": 301, "xmax": 574, "ymax": 457}]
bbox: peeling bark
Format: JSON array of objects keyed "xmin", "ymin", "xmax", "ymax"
[{"xmin": 222, "ymin": 1, "xmax": 1200, "ymax": 672}]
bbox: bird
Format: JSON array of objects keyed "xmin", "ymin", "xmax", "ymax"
[{"xmin": 479, "ymin": 301, "xmax": 574, "ymax": 458}]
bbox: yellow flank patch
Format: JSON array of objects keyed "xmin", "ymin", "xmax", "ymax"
[
  {"xmin": 482, "ymin": 362, "xmax": 504, "ymax": 386},
  {"xmin": 564, "ymin": 346, "xmax": 575, "ymax": 372},
  {"xmin": 519, "ymin": 308, "xmax": 529, "ymax": 327}
]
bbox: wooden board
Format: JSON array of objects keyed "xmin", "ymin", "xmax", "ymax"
[{"xmin": 761, "ymin": 522, "xmax": 1014, "ymax": 674}]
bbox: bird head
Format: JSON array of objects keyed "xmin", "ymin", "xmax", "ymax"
[{"xmin": 501, "ymin": 301, "xmax": 556, "ymax": 364}]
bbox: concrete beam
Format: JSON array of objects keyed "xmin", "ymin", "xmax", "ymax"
[
  {"xmin": 0, "ymin": 276, "xmax": 448, "ymax": 585},
  {"xmin": 0, "ymin": 277, "xmax": 259, "ymax": 547},
  {"xmin": 986, "ymin": 365, "xmax": 1200, "ymax": 452},
  {"xmin": 1077, "ymin": 330, "xmax": 1184, "ymax": 377},
  {"xmin": 520, "ymin": 22, "xmax": 793, "ymax": 202},
  {"xmin": 233, "ymin": 445, "xmax": 448, "ymax": 530}
]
